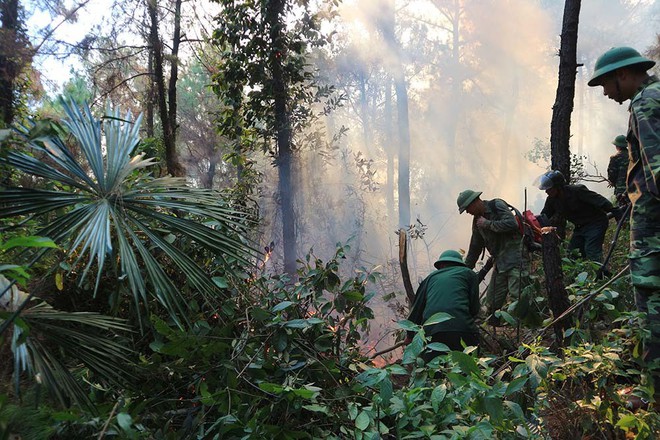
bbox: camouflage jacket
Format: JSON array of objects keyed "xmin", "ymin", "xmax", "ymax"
[
  {"xmin": 607, "ymin": 149, "xmax": 629, "ymax": 196},
  {"xmin": 465, "ymin": 198, "xmax": 524, "ymax": 273},
  {"xmin": 627, "ymin": 75, "xmax": 660, "ymax": 258}
]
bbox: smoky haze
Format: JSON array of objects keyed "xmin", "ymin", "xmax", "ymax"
[{"xmin": 254, "ymin": 0, "xmax": 659, "ymax": 352}]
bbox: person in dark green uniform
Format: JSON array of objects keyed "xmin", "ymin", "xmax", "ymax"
[
  {"xmin": 457, "ymin": 190, "xmax": 528, "ymax": 326},
  {"xmin": 538, "ymin": 170, "xmax": 613, "ymax": 263},
  {"xmin": 607, "ymin": 134, "xmax": 630, "ymax": 206},
  {"xmin": 405, "ymin": 250, "xmax": 479, "ymax": 361},
  {"xmin": 589, "ymin": 46, "xmax": 660, "ymax": 407}
]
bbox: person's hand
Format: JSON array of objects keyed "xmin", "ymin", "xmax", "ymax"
[{"xmin": 476, "ymin": 216, "xmax": 489, "ymax": 229}]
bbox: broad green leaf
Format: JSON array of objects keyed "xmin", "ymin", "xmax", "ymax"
[
  {"xmin": 482, "ymin": 397, "xmax": 504, "ymax": 424},
  {"xmin": 424, "ymin": 312, "xmax": 453, "ymax": 326},
  {"xmin": 427, "ymin": 342, "xmax": 450, "ymax": 353},
  {"xmin": 615, "ymin": 414, "xmax": 637, "ymax": 429},
  {"xmin": 576, "ymin": 271, "xmax": 588, "ymax": 283},
  {"xmin": 431, "ymin": 384, "xmax": 447, "ymax": 411},
  {"xmin": 283, "ymin": 318, "xmax": 324, "ymax": 328},
  {"xmin": 0, "ymin": 236, "xmax": 58, "ymax": 251},
  {"xmin": 348, "ymin": 402, "xmax": 358, "ymax": 420},
  {"xmin": 212, "ymin": 277, "xmax": 229, "ymax": 288},
  {"xmin": 525, "ymin": 354, "xmax": 548, "ymax": 390},
  {"xmin": 355, "ymin": 411, "xmax": 370, "ymax": 431},
  {"xmin": 402, "ymin": 333, "xmax": 424, "ymax": 365},
  {"xmin": 116, "ymin": 412, "xmax": 132, "ymax": 431},
  {"xmin": 303, "ymin": 404, "xmax": 329, "ymax": 414},
  {"xmin": 505, "ymin": 376, "xmax": 528, "ymax": 396},
  {"xmin": 356, "ymin": 368, "xmax": 387, "ymax": 387},
  {"xmin": 272, "ymin": 301, "xmax": 295, "ymax": 312},
  {"xmin": 292, "ymin": 388, "xmax": 315, "ymax": 399},
  {"xmin": 451, "ymin": 351, "xmax": 482, "ymax": 378},
  {"xmin": 258, "ymin": 382, "xmax": 284, "ymax": 394},
  {"xmin": 498, "ymin": 310, "xmax": 517, "ymax": 326},
  {"xmin": 396, "ymin": 319, "xmax": 419, "ymax": 331},
  {"xmin": 379, "ymin": 377, "xmax": 393, "ymax": 404},
  {"xmin": 342, "ymin": 290, "xmax": 364, "ymax": 301}
]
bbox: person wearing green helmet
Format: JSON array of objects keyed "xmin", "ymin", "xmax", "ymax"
[
  {"xmin": 589, "ymin": 46, "xmax": 660, "ymax": 406},
  {"xmin": 456, "ymin": 190, "xmax": 528, "ymax": 326},
  {"xmin": 405, "ymin": 250, "xmax": 480, "ymax": 360},
  {"xmin": 607, "ymin": 134, "xmax": 630, "ymax": 206}
]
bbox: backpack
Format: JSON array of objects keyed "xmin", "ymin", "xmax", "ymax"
[{"xmin": 488, "ymin": 199, "xmax": 542, "ymax": 251}]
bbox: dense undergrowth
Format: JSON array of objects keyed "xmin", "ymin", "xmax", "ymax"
[{"xmin": 1, "ymin": 102, "xmax": 660, "ymax": 439}]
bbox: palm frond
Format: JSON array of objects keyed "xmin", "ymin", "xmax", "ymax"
[
  {"xmin": 11, "ymin": 301, "xmax": 136, "ymax": 413},
  {"xmin": 0, "ymin": 97, "xmax": 259, "ymax": 324}
]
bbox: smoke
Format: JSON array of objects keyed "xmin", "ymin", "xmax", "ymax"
[{"xmin": 259, "ymin": 0, "xmax": 660, "ymax": 351}]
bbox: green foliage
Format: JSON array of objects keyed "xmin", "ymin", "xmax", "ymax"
[{"xmin": 0, "ymin": 98, "xmax": 258, "ymax": 326}]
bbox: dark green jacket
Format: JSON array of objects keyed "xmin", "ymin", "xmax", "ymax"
[
  {"xmin": 627, "ymin": 75, "xmax": 660, "ymax": 258},
  {"xmin": 465, "ymin": 198, "xmax": 523, "ymax": 273},
  {"xmin": 541, "ymin": 184, "xmax": 613, "ymax": 227},
  {"xmin": 407, "ymin": 265, "xmax": 479, "ymax": 337}
]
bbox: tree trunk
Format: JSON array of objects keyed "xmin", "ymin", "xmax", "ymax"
[
  {"xmin": 267, "ymin": 0, "xmax": 297, "ymax": 276},
  {"xmin": 395, "ymin": 77, "xmax": 411, "ymax": 228},
  {"xmin": 380, "ymin": 0, "xmax": 411, "ymax": 228},
  {"xmin": 0, "ymin": 0, "xmax": 21, "ymax": 127},
  {"xmin": 549, "ymin": 0, "xmax": 581, "ymax": 179},
  {"xmin": 541, "ymin": 227, "xmax": 571, "ymax": 344},
  {"xmin": 147, "ymin": 0, "xmax": 185, "ymax": 177},
  {"xmin": 145, "ymin": 45, "xmax": 155, "ymax": 137},
  {"xmin": 384, "ymin": 78, "xmax": 395, "ymax": 226}
]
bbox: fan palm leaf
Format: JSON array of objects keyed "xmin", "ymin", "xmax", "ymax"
[
  {"xmin": 0, "ymin": 97, "xmax": 258, "ymax": 326},
  {"xmin": 1, "ymin": 278, "xmax": 135, "ymax": 413}
]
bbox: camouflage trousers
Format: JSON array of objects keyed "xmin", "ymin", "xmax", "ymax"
[
  {"xmin": 486, "ymin": 265, "xmax": 528, "ymax": 314},
  {"xmin": 631, "ymin": 253, "xmax": 660, "ymax": 395}
]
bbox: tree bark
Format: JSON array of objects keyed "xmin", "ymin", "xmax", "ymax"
[
  {"xmin": 266, "ymin": 0, "xmax": 297, "ymax": 276},
  {"xmin": 145, "ymin": 46, "xmax": 155, "ymax": 137},
  {"xmin": 549, "ymin": 0, "xmax": 581, "ymax": 179},
  {"xmin": 0, "ymin": 0, "xmax": 22, "ymax": 126},
  {"xmin": 147, "ymin": 0, "xmax": 185, "ymax": 177},
  {"xmin": 541, "ymin": 227, "xmax": 571, "ymax": 344}
]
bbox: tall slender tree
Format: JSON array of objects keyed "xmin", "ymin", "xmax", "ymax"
[
  {"xmin": 147, "ymin": 0, "xmax": 185, "ymax": 177},
  {"xmin": 212, "ymin": 0, "xmax": 340, "ymax": 275},
  {"xmin": 0, "ymin": 0, "xmax": 27, "ymax": 126},
  {"xmin": 550, "ymin": 0, "xmax": 581, "ymax": 179},
  {"xmin": 379, "ymin": 0, "xmax": 411, "ymax": 228}
]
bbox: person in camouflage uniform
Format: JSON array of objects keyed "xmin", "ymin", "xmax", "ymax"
[
  {"xmin": 589, "ymin": 46, "xmax": 660, "ymax": 402},
  {"xmin": 607, "ymin": 134, "xmax": 630, "ymax": 206},
  {"xmin": 457, "ymin": 190, "xmax": 528, "ymax": 326}
]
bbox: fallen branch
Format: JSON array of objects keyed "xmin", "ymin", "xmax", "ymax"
[
  {"xmin": 370, "ymin": 341, "xmax": 406, "ymax": 359},
  {"xmin": 398, "ymin": 229, "xmax": 415, "ymax": 306}
]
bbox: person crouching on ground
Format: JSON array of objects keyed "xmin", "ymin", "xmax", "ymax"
[{"xmin": 404, "ymin": 250, "xmax": 479, "ymax": 362}]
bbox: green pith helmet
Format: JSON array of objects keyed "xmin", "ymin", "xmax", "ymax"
[
  {"xmin": 612, "ymin": 135, "xmax": 628, "ymax": 148},
  {"xmin": 588, "ymin": 46, "xmax": 656, "ymax": 87},
  {"xmin": 434, "ymin": 250, "xmax": 465, "ymax": 268},
  {"xmin": 457, "ymin": 189, "xmax": 482, "ymax": 213}
]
